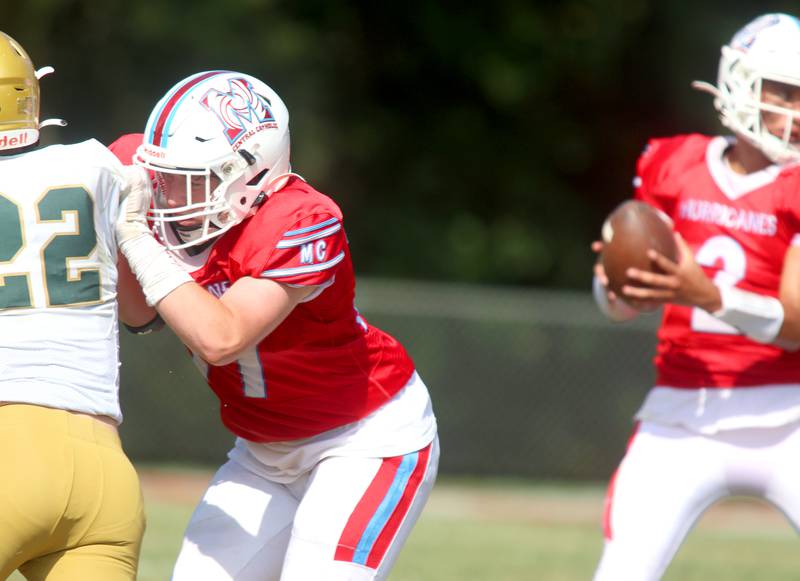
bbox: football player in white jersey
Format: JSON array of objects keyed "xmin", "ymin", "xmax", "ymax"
[
  {"xmin": 592, "ymin": 13, "xmax": 800, "ymax": 580},
  {"xmin": 0, "ymin": 32, "xmax": 148, "ymax": 581}
]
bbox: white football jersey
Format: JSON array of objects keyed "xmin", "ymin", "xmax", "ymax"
[{"xmin": 0, "ymin": 140, "xmax": 125, "ymax": 422}]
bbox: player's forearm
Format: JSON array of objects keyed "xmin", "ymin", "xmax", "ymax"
[
  {"xmin": 776, "ymin": 307, "xmax": 800, "ymax": 344},
  {"xmin": 710, "ymin": 247, "xmax": 800, "ymax": 346},
  {"xmin": 154, "ymin": 277, "xmax": 308, "ymax": 366},
  {"xmin": 776, "ymin": 288, "xmax": 800, "ymax": 344},
  {"xmin": 117, "ymin": 254, "xmax": 158, "ymax": 328},
  {"xmin": 155, "ymin": 284, "xmax": 248, "ymax": 366},
  {"xmin": 774, "ymin": 245, "xmax": 800, "ymax": 344}
]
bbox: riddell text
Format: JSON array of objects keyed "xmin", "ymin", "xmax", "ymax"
[{"xmin": 0, "ymin": 133, "xmax": 28, "ymax": 148}]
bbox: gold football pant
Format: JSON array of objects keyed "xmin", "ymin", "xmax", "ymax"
[{"xmin": 0, "ymin": 404, "xmax": 145, "ymax": 581}]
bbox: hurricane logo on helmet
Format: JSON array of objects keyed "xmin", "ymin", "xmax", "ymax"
[{"xmin": 200, "ymin": 78, "xmax": 276, "ymax": 145}]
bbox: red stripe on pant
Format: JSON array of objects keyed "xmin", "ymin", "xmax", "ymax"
[
  {"xmin": 603, "ymin": 421, "xmax": 640, "ymax": 540},
  {"xmin": 365, "ymin": 443, "xmax": 431, "ymax": 569},
  {"xmin": 335, "ymin": 443, "xmax": 432, "ymax": 568}
]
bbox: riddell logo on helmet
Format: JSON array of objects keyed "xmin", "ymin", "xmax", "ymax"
[
  {"xmin": 143, "ymin": 145, "xmax": 166, "ymax": 159},
  {"xmin": 201, "ymin": 78, "xmax": 277, "ymax": 149},
  {"xmin": 0, "ymin": 131, "xmax": 30, "ymax": 150}
]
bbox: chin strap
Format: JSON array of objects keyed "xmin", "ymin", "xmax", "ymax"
[
  {"xmin": 690, "ymin": 80, "xmax": 720, "ymax": 99},
  {"xmin": 36, "ymin": 66, "xmax": 68, "ymax": 130},
  {"xmin": 40, "ymin": 118, "xmax": 67, "ymax": 128},
  {"xmin": 35, "ymin": 66, "xmax": 54, "ymax": 80}
]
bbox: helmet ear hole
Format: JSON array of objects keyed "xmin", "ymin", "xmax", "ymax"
[
  {"xmin": 246, "ymin": 168, "xmax": 269, "ymax": 186},
  {"xmin": 238, "ymin": 148, "xmax": 256, "ymax": 166}
]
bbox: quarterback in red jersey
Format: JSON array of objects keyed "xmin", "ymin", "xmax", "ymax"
[
  {"xmin": 112, "ymin": 71, "xmax": 438, "ymax": 581},
  {"xmin": 592, "ymin": 13, "xmax": 800, "ymax": 580}
]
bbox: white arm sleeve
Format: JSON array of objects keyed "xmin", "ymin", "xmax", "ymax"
[
  {"xmin": 593, "ymin": 274, "xmax": 640, "ymax": 322},
  {"xmin": 712, "ymin": 285, "xmax": 784, "ymax": 344}
]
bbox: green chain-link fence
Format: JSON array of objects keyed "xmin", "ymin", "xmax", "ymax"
[{"xmin": 119, "ymin": 278, "xmax": 659, "ymax": 480}]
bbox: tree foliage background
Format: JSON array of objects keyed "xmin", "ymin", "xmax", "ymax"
[{"xmin": 5, "ymin": 1, "xmax": 798, "ymax": 288}]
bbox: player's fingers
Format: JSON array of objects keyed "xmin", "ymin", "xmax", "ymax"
[
  {"xmin": 626, "ymin": 267, "xmax": 679, "ymax": 289},
  {"xmin": 594, "ymin": 262, "xmax": 608, "ymax": 285},
  {"xmin": 591, "ymin": 240, "xmax": 604, "ymax": 253},
  {"xmin": 621, "ymin": 284, "xmax": 674, "ymax": 301},
  {"xmin": 646, "ymin": 249, "xmax": 679, "ymax": 274}
]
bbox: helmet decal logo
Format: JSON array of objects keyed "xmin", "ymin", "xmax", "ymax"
[
  {"xmin": 731, "ymin": 14, "xmax": 782, "ymax": 50},
  {"xmin": 200, "ymin": 78, "xmax": 277, "ymax": 149}
]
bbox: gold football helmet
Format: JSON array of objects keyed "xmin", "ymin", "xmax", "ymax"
[{"xmin": 0, "ymin": 31, "xmax": 63, "ymax": 151}]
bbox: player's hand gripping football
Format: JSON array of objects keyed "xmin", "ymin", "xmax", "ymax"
[
  {"xmin": 592, "ymin": 241, "xmax": 633, "ymax": 307},
  {"xmin": 620, "ymin": 233, "xmax": 722, "ymax": 312},
  {"xmin": 116, "ymin": 166, "xmax": 154, "ymax": 247},
  {"xmin": 591, "ymin": 240, "xmax": 652, "ymax": 319}
]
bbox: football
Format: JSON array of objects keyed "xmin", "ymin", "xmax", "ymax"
[{"xmin": 600, "ymin": 200, "xmax": 678, "ymax": 298}]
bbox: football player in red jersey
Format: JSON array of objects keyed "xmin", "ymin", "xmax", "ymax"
[
  {"xmin": 591, "ymin": 13, "xmax": 800, "ymax": 580},
  {"xmin": 111, "ymin": 71, "xmax": 438, "ymax": 581}
]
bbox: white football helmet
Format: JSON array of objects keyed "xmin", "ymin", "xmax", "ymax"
[
  {"xmin": 134, "ymin": 71, "xmax": 291, "ymax": 249},
  {"xmin": 692, "ymin": 13, "xmax": 800, "ymax": 164}
]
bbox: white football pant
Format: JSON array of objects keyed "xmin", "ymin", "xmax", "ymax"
[
  {"xmin": 172, "ymin": 438, "xmax": 439, "ymax": 581},
  {"xmin": 594, "ymin": 421, "xmax": 800, "ymax": 581}
]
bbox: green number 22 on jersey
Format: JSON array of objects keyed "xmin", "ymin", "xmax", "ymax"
[{"xmin": 0, "ymin": 186, "xmax": 101, "ymax": 310}]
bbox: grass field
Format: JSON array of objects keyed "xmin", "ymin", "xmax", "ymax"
[{"xmin": 12, "ymin": 468, "xmax": 800, "ymax": 580}]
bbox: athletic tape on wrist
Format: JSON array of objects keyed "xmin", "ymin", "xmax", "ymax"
[
  {"xmin": 712, "ymin": 285, "xmax": 784, "ymax": 344},
  {"xmin": 120, "ymin": 235, "xmax": 193, "ymax": 307}
]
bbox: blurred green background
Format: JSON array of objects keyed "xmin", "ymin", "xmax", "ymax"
[
  {"xmin": 6, "ymin": 1, "xmax": 800, "ymax": 477},
  {"xmin": 8, "ymin": 2, "xmax": 800, "ymax": 579},
  {"xmin": 12, "ymin": 0, "xmax": 798, "ymax": 289}
]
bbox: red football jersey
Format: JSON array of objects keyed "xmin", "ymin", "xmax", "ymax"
[
  {"xmin": 110, "ymin": 135, "xmax": 415, "ymax": 441},
  {"xmin": 634, "ymin": 134, "xmax": 800, "ymax": 388}
]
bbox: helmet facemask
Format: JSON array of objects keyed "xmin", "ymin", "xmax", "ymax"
[
  {"xmin": 692, "ymin": 13, "xmax": 800, "ymax": 165},
  {"xmin": 137, "ymin": 151, "xmax": 245, "ymax": 250}
]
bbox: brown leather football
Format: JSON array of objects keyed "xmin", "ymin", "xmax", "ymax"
[{"xmin": 600, "ymin": 200, "xmax": 678, "ymax": 298}]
